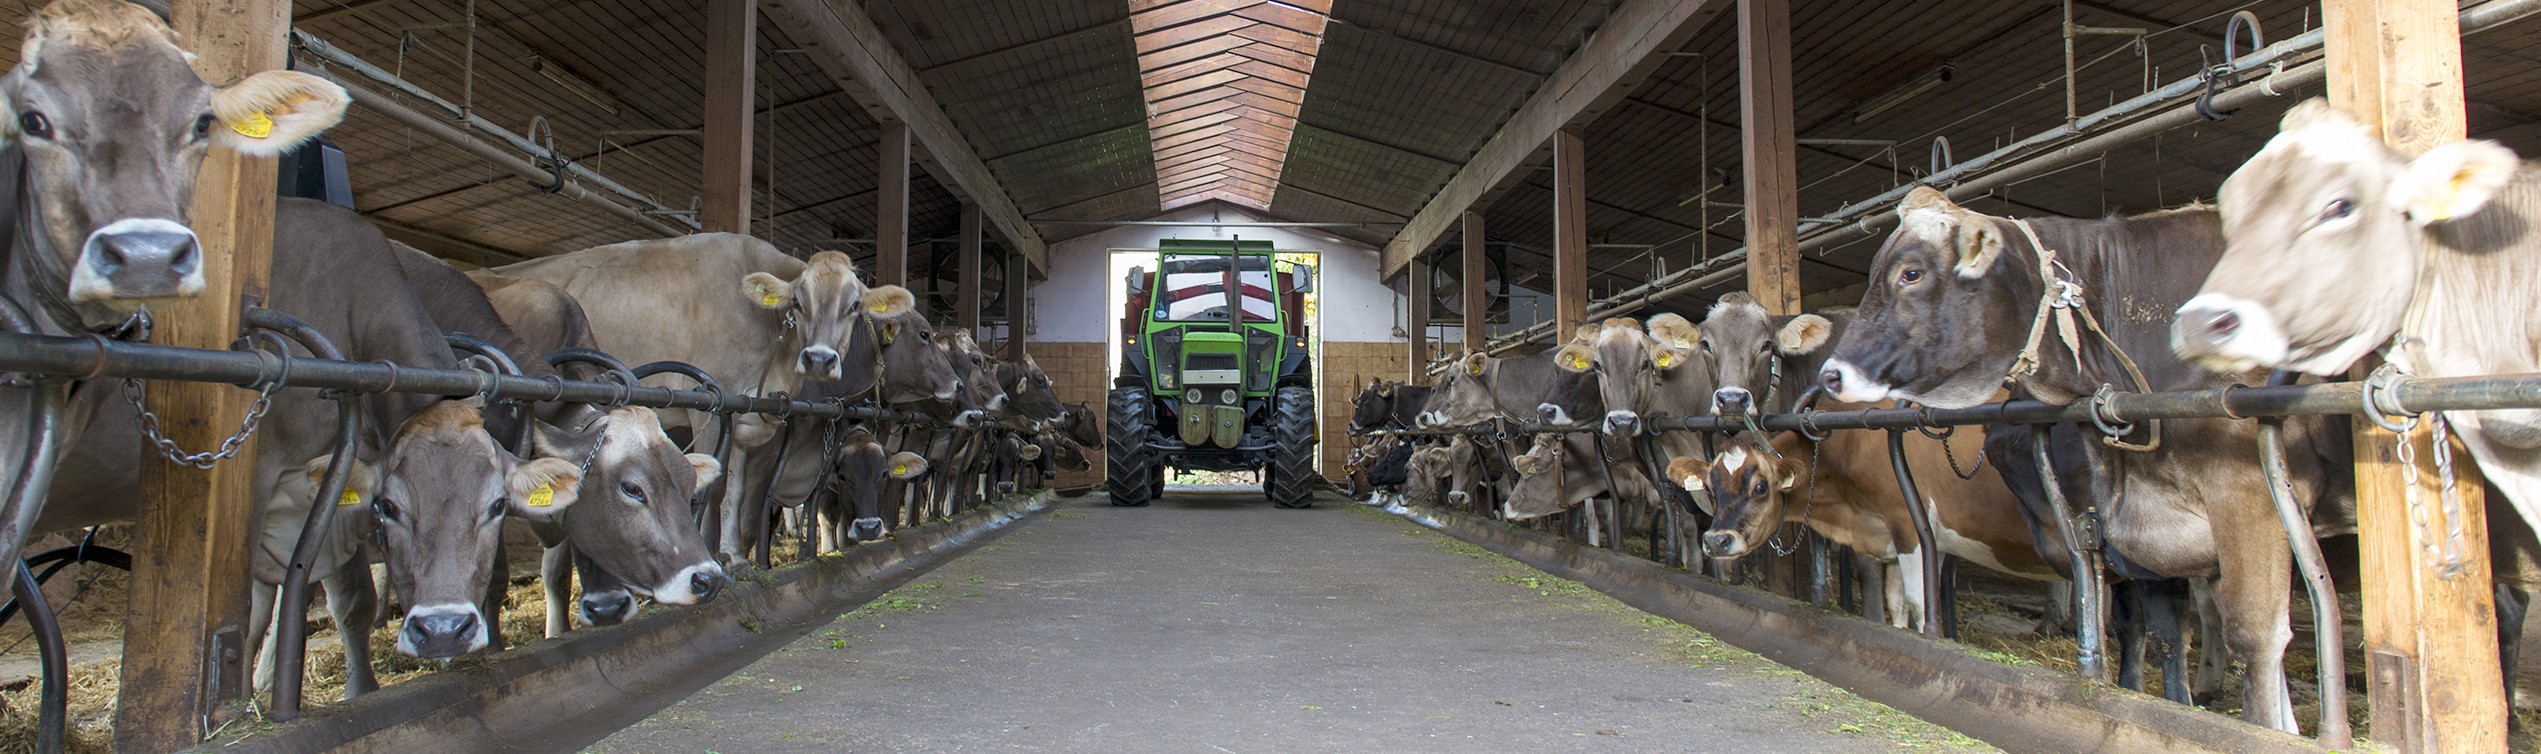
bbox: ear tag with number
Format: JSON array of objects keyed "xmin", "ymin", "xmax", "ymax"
[
  {"xmin": 526, "ymin": 484, "xmax": 556, "ymax": 508},
  {"xmin": 337, "ymin": 491, "xmax": 361, "ymax": 507},
  {"xmin": 231, "ymin": 111, "xmax": 275, "ymax": 139}
]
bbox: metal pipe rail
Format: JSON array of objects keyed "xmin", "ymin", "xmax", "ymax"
[{"xmin": 0, "ymin": 332, "xmax": 920, "ymax": 424}]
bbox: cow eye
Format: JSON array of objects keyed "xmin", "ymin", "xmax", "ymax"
[
  {"xmin": 374, "ymin": 498, "xmax": 401, "ymax": 522},
  {"xmin": 619, "ymin": 481, "xmax": 646, "ymax": 504},
  {"xmin": 1898, "ymin": 268, "xmax": 1925, "ymax": 286},
  {"xmin": 486, "ymin": 497, "xmax": 508, "ymax": 520},
  {"xmin": 18, "ymin": 112, "xmax": 51, "ymax": 139},
  {"xmin": 1749, "ymin": 479, "xmax": 1768, "ymax": 495},
  {"xmin": 2322, "ymin": 198, "xmax": 2355, "ymax": 222},
  {"xmin": 192, "ymin": 113, "xmax": 216, "ymax": 140}
]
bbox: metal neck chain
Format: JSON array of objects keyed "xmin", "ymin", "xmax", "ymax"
[
  {"xmin": 126, "ymin": 340, "xmax": 287, "ymax": 471},
  {"xmin": 1764, "ymin": 438, "xmax": 1825, "ymax": 557},
  {"xmin": 2396, "ymin": 411, "xmax": 2472, "ymax": 578},
  {"xmin": 1939, "ymin": 429, "xmax": 1984, "ymax": 480}
]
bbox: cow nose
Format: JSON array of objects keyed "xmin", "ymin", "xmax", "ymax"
[
  {"xmin": 1604, "ymin": 411, "xmax": 1641, "ymax": 436},
  {"xmin": 800, "ymin": 347, "xmax": 841, "ymax": 376},
  {"xmin": 1701, "ymin": 531, "xmax": 1741, "ymax": 557},
  {"xmin": 1714, "ymin": 386, "xmax": 1752, "ymax": 415},
  {"xmin": 1819, "ymin": 368, "xmax": 1845, "ymax": 396},
  {"xmin": 2199, "ymin": 309, "xmax": 2241, "ymax": 340},
  {"xmin": 579, "ymin": 590, "xmax": 634, "ymax": 625},
  {"xmin": 403, "ymin": 611, "xmax": 482, "ymax": 657},
  {"xmin": 80, "ymin": 219, "xmax": 203, "ymax": 300},
  {"xmin": 691, "ymin": 570, "xmax": 730, "ymax": 603}
]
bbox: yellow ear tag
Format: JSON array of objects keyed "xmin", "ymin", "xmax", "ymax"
[
  {"xmin": 869, "ymin": 299, "xmax": 891, "ymax": 313},
  {"xmin": 230, "ymin": 110, "xmax": 275, "ymax": 139},
  {"xmin": 891, "ymin": 461, "xmax": 911, "ymax": 476},
  {"xmin": 337, "ymin": 491, "xmax": 361, "ymax": 507},
  {"xmin": 1467, "ymin": 361, "xmax": 1485, "ymax": 376},
  {"xmin": 1654, "ymin": 352, "xmax": 1675, "ymax": 368},
  {"xmin": 1565, "ymin": 355, "xmax": 1588, "ymax": 370},
  {"xmin": 525, "ymin": 484, "xmax": 555, "ymax": 508}
]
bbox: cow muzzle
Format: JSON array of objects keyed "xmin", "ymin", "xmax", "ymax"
[
  {"xmin": 2171, "ymin": 294, "xmax": 2286, "ymax": 373},
  {"xmin": 1537, "ymin": 402, "xmax": 1576, "ymax": 426},
  {"xmin": 1818, "ymin": 359, "xmax": 1891, "ymax": 404},
  {"xmin": 70, "ymin": 218, "xmax": 203, "ymax": 302},
  {"xmin": 1700, "ymin": 530, "xmax": 1746, "ymax": 558},
  {"xmin": 579, "ymin": 588, "xmax": 635, "ymax": 626},
  {"xmin": 799, "ymin": 346, "xmax": 843, "ymax": 378},
  {"xmin": 849, "ymin": 516, "xmax": 887, "ymax": 543},
  {"xmin": 1603, "ymin": 410, "xmax": 1641, "ymax": 436},
  {"xmin": 396, "ymin": 603, "xmax": 487, "ymax": 659},
  {"xmin": 649, "ymin": 561, "xmax": 731, "ymax": 606}
]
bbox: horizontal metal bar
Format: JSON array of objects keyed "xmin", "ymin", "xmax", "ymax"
[
  {"xmin": 1367, "ymin": 373, "xmax": 2541, "ymax": 437},
  {"xmin": 1024, "ymin": 220, "xmax": 1406, "ymax": 228},
  {"xmin": 0, "ymin": 333, "xmax": 918, "ymax": 423}
]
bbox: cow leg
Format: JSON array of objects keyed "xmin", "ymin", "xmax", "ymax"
[
  {"xmin": 2211, "ymin": 515, "xmax": 2299, "ymax": 732},
  {"xmin": 1880, "ymin": 558, "xmax": 1911, "ymax": 630},
  {"xmin": 249, "ymin": 579, "xmax": 280, "ymax": 695},
  {"xmin": 714, "ymin": 444, "xmax": 753, "ymax": 564},
  {"xmin": 2138, "ymin": 578, "xmax": 2195, "ymax": 705},
  {"xmin": 1938, "ymin": 555, "xmax": 1960, "ymax": 640},
  {"xmin": 1854, "ymin": 554, "xmax": 1885, "ymax": 624},
  {"xmin": 324, "ymin": 559, "xmax": 379, "ymax": 699},
  {"xmin": 2037, "ymin": 581, "xmax": 2077, "ymax": 635},
  {"xmin": 2192, "ymin": 578, "xmax": 2229, "ymax": 697},
  {"xmin": 1895, "ymin": 546, "xmax": 1928, "ymax": 631},
  {"xmin": 2113, "ymin": 581, "xmax": 2150, "ymax": 695},
  {"xmin": 2499, "ymin": 583, "xmax": 2530, "ymax": 706},
  {"xmin": 542, "ymin": 542, "xmax": 575, "ymax": 638}
]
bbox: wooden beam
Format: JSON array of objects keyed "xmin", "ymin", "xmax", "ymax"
[
  {"xmin": 1740, "ymin": 0, "xmax": 1799, "ymax": 316},
  {"xmin": 120, "ymin": 0, "xmax": 286, "ymax": 748},
  {"xmin": 701, "ymin": 0, "xmax": 756, "ymax": 234},
  {"xmin": 876, "ymin": 122, "xmax": 909, "ymax": 286},
  {"xmin": 1379, "ymin": 0, "xmax": 1727, "ymax": 277},
  {"xmin": 1407, "ymin": 253, "xmax": 1430, "ymax": 385},
  {"xmin": 759, "ymin": 0, "xmax": 1047, "ymax": 270},
  {"xmin": 957, "ymin": 203, "xmax": 982, "ymax": 333},
  {"xmin": 2325, "ymin": 0, "xmax": 2502, "ymax": 751},
  {"xmin": 1552, "ymin": 128, "xmax": 1587, "ymax": 340},
  {"xmin": 1462, "ymin": 211, "xmax": 1486, "ymax": 353}
]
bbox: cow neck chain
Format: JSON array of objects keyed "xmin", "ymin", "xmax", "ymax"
[
  {"xmin": 1764, "ymin": 438, "xmax": 1824, "ymax": 557},
  {"xmin": 2004, "ymin": 219, "xmax": 2160, "ymax": 452}
]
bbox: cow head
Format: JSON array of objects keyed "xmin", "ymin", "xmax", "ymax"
[
  {"xmin": 941, "ymin": 330, "xmax": 1008, "ymax": 425},
  {"xmin": 743, "ymin": 251, "xmax": 908, "ymax": 380},
  {"xmin": 871, "ymin": 308, "xmax": 963, "ymax": 406},
  {"xmin": 1057, "ymin": 401, "xmax": 1101, "ymax": 447},
  {"xmin": 996, "ymin": 354, "xmax": 1065, "ymax": 429},
  {"xmin": 527, "ymin": 408, "xmax": 728, "ymax": 612},
  {"xmin": 1401, "ymin": 445, "xmax": 1450, "ymax": 506},
  {"xmin": 1502, "ymin": 434, "xmax": 1578, "ymax": 520},
  {"xmin": 1665, "ymin": 433, "xmax": 1805, "ymax": 560},
  {"xmin": 832, "ymin": 434, "xmax": 926, "ymax": 544},
  {"xmin": 1419, "ymin": 351, "xmax": 1502, "ymax": 427},
  {"xmin": 5, "ymin": 0, "xmax": 345, "ymax": 327},
  {"xmin": 1822, "ymin": 187, "xmax": 2040, "ymax": 409},
  {"xmin": 1040, "ymin": 431, "xmax": 1090, "ymax": 472},
  {"xmin": 1698, "ymin": 296, "xmax": 1834, "ymax": 416},
  {"xmin": 1546, "ymin": 319, "xmax": 1659, "ymax": 436},
  {"xmin": 1348, "ymin": 377, "xmax": 1396, "ymax": 432},
  {"xmin": 2174, "ymin": 99, "xmax": 2522, "ymax": 375}
]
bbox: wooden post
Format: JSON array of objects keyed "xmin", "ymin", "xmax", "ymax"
[
  {"xmin": 956, "ymin": 204, "xmax": 982, "ymax": 334},
  {"xmin": 1551, "ymin": 128, "xmax": 1587, "ymax": 340},
  {"xmin": 1461, "ymin": 211, "xmax": 1486, "ymax": 354},
  {"xmin": 118, "ymin": 1, "xmax": 288, "ymax": 748},
  {"xmin": 1740, "ymin": 0, "xmax": 1800, "ymax": 316},
  {"xmin": 876, "ymin": 121, "xmax": 909, "ymax": 286},
  {"xmin": 1407, "ymin": 254, "xmax": 1430, "ymax": 385},
  {"xmin": 2324, "ymin": 0, "xmax": 2503, "ymax": 750},
  {"xmin": 699, "ymin": 0, "xmax": 755, "ymax": 234},
  {"xmin": 1004, "ymin": 252, "xmax": 1027, "ymax": 361}
]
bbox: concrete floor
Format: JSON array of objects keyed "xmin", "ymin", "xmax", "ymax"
[{"xmin": 593, "ymin": 489, "xmax": 1989, "ymax": 753}]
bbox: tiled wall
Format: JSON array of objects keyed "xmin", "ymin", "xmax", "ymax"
[{"xmin": 1027, "ymin": 340, "xmax": 1415, "ymax": 488}]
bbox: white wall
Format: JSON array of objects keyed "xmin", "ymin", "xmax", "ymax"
[{"xmin": 1032, "ymin": 204, "xmax": 1405, "ymax": 343}]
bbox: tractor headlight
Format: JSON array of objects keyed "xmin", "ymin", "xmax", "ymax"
[
  {"xmin": 1221, "ymin": 389, "xmax": 1238, "ymax": 404},
  {"xmin": 1185, "ymin": 388, "xmax": 1203, "ymax": 403},
  {"xmin": 1159, "ymin": 373, "xmax": 1177, "ymax": 389}
]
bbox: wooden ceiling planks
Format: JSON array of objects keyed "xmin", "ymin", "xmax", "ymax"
[{"xmin": 1134, "ymin": 0, "xmax": 1331, "ymax": 209}]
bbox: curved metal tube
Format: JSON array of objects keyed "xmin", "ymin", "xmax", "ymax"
[
  {"xmin": 2256, "ymin": 370, "xmax": 2348, "ymax": 749},
  {"xmin": 2030, "ymin": 424, "xmax": 2109, "ymax": 682},
  {"xmin": 1886, "ymin": 428, "xmax": 1946, "ymax": 639},
  {"xmin": 444, "ymin": 332, "xmax": 528, "ymax": 450},
  {"xmin": 268, "ymin": 391, "xmax": 363, "ymax": 720},
  {"xmin": 14, "ymin": 562, "xmax": 63, "ymax": 754},
  {"xmin": 630, "ymin": 360, "xmax": 733, "ymax": 460}
]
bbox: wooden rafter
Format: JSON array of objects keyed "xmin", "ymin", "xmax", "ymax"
[{"xmin": 1133, "ymin": 0, "xmax": 1332, "ymax": 209}]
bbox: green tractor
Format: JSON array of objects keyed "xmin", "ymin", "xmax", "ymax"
[{"xmin": 1107, "ymin": 238, "xmax": 1318, "ymax": 508}]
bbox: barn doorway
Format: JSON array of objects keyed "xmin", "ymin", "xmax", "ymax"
[{"xmin": 1107, "ymin": 247, "xmax": 1323, "ymax": 491}]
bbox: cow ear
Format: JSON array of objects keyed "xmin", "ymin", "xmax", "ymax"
[
  {"xmin": 743, "ymin": 272, "xmax": 794, "ymax": 310},
  {"xmin": 1775, "ymin": 314, "xmax": 1834, "ymax": 356},
  {"xmin": 1376, "ymin": 380, "xmax": 1395, "ymax": 398},
  {"xmin": 1951, "ymin": 221, "xmax": 2005, "ymax": 278},
  {"xmin": 506, "ymin": 457, "xmax": 582, "ymax": 522},
  {"xmin": 1651, "ymin": 345, "xmax": 1693, "ymax": 371},
  {"xmin": 2397, "ymin": 139, "xmax": 2521, "ymax": 224},
  {"xmin": 1018, "ymin": 442, "xmax": 1043, "ymax": 461},
  {"xmin": 210, "ymin": 71, "xmax": 348, "ymax": 157},
  {"xmin": 529, "ymin": 417, "xmax": 602, "ymax": 461},
  {"xmin": 886, "ymin": 451, "xmax": 930, "ymax": 480},
  {"xmin": 1778, "ymin": 466, "xmax": 1801, "ymax": 491},
  {"xmin": 684, "ymin": 452, "xmax": 723, "ymax": 488},
  {"xmin": 303, "ymin": 456, "xmax": 377, "ymax": 508},
  {"xmin": 1555, "ymin": 343, "xmax": 1595, "ymax": 373},
  {"xmin": 1897, "ymin": 185, "xmax": 1955, "ymax": 218},
  {"xmin": 1462, "ymin": 352, "xmax": 1489, "ymax": 376},
  {"xmin": 1646, "ymin": 313, "xmax": 1700, "ymax": 350},
  {"xmin": 863, "ymin": 285, "xmax": 916, "ymax": 317},
  {"xmin": 1666, "ymin": 456, "xmax": 1710, "ymax": 492}
]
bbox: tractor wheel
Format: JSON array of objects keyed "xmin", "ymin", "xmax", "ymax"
[
  {"xmin": 1105, "ymin": 387, "xmax": 1156, "ymax": 507},
  {"xmin": 1267, "ymin": 386, "xmax": 1317, "ymax": 509}
]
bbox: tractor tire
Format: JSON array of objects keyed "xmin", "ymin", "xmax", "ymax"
[
  {"xmin": 1105, "ymin": 387, "xmax": 1156, "ymax": 507},
  {"xmin": 1267, "ymin": 386, "xmax": 1317, "ymax": 509}
]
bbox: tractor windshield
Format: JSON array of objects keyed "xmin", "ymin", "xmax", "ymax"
[{"xmin": 1158, "ymin": 253, "xmax": 1277, "ymax": 323}]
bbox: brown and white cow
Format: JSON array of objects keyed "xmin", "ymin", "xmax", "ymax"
[{"xmin": 1818, "ymin": 187, "xmax": 2356, "ymax": 731}]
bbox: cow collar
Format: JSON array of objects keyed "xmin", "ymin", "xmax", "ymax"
[{"xmin": 2002, "ymin": 219, "xmax": 2158, "ymax": 452}]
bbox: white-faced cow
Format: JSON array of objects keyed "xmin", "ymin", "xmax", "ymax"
[{"xmin": 1818, "ymin": 186, "xmax": 2357, "ymax": 731}]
